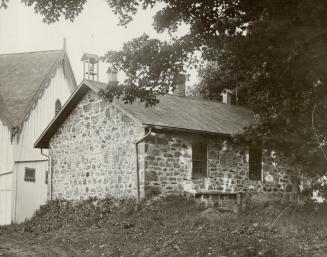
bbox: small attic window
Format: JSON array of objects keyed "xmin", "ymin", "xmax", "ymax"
[{"xmin": 55, "ymin": 99, "xmax": 62, "ymax": 116}]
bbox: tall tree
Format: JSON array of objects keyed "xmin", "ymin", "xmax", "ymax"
[{"xmin": 3, "ymin": 0, "xmax": 327, "ymax": 176}]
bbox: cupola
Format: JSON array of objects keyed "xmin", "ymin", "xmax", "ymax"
[{"xmin": 81, "ymin": 53, "xmax": 100, "ymax": 81}]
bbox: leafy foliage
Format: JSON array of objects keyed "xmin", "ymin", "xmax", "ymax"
[
  {"xmin": 0, "ymin": 0, "xmax": 8, "ymax": 8},
  {"xmin": 104, "ymin": 0, "xmax": 327, "ymax": 176},
  {"xmin": 2, "ymin": 0, "xmax": 87, "ymax": 23},
  {"xmin": 100, "ymin": 34, "xmax": 187, "ymax": 106},
  {"xmin": 3, "ymin": 0, "xmax": 327, "ymax": 176}
]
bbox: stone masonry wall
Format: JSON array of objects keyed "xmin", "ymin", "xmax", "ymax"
[
  {"xmin": 48, "ymin": 90, "xmax": 297, "ymax": 203},
  {"xmin": 143, "ymin": 134, "xmax": 298, "ymax": 202},
  {"xmin": 49, "ymin": 90, "xmax": 144, "ymax": 200}
]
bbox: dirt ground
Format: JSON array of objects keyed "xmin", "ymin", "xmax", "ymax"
[{"xmin": 0, "ymin": 196, "xmax": 327, "ymax": 257}]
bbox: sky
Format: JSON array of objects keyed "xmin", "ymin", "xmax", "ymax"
[{"xmin": 0, "ymin": 0, "xmax": 194, "ymax": 84}]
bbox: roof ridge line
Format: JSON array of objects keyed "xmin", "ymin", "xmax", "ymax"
[
  {"xmin": 166, "ymin": 94, "xmax": 221, "ymax": 103},
  {"xmin": 164, "ymin": 94, "xmax": 251, "ymax": 111},
  {"xmin": 82, "ymin": 80, "xmax": 251, "ymax": 112},
  {"xmin": 0, "ymin": 49, "xmax": 62, "ymax": 56}
]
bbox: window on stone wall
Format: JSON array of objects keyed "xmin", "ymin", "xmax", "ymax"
[
  {"xmin": 249, "ymin": 145, "xmax": 262, "ymax": 181},
  {"xmin": 192, "ymin": 142, "xmax": 207, "ymax": 178},
  {"xmin": 24, "ymin": 167, "xmax": 36, "ymax": 182},
  {"xmin": 55, "ymin": 99, "xmax": 62, "ymax": 116}
]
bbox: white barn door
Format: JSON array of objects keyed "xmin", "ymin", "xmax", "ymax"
[
  {"xmin": 0, "ymin": 173, "xmax": 12, "ymax": 225},
  {"xmin": 14, "ymin": 161, "xmax": 48, "ymax": 223}
]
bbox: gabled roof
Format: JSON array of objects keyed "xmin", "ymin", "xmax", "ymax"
[
  {"xmin": 34, "ymin": 80, "xmax": 256, "ymax": 149},
  {"xmin": 0, "ymin": 49, "xmax": 77, "ymax": 129}
]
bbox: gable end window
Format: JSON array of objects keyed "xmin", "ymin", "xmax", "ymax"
[
  {"xmin": 192, "ymin": 142, "xmax": 207, "ymax": 178},
  {"xmin": 249, "ymin": 145, "xmax": 262, "ymax": 181},
  {"xmin": 24, "ymin": 168, "xmax": 36, "ymax": 182},
  {"xmin": 55, "ymin": 99, "xmax": 62, "ymax": 116}
]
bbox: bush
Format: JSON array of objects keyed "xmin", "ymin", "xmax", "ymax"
[{"xmin": 19, "ymin": 197, "xmax": 135, "ymax": 233}]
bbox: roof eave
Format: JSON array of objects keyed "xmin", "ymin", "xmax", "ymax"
[
  {"xmin": 142, "ymin": 123, "xmax": 235, "ymax": 137},
  {"xmin": 34, "ymin": 82, "xmax": 91, "ymax": 149},
  {"xmin": 34, "ymin": 80, "xmax": 253, "ymax": 149}
]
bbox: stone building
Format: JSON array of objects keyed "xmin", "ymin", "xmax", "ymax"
[{"xmin": 34, "ymin": 76, "xmax": 298, "ymax": 204}]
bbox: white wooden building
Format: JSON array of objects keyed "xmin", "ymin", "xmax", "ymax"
[{"xmin": 0, "ymin": 48, "xmax": 76, "ymax": 224}]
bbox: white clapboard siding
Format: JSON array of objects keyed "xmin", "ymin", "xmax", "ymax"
[
  {"xmin": 0, "ymin": 121, "xmax": 14, "ymax": 175},
  {"xmin": 14, "ymin": 66, "xmax": 73, "ymax": 162},
  {"xmin": 0, "ymin": 173, "xmax": 12, "ymax": 225},
  {"xmin": 14, "ymin": 161, "xmax": 48, "ymax": 223},
  {"xmin": 11, "ymin": 65, "xmax": 74, "ymax": 224}
]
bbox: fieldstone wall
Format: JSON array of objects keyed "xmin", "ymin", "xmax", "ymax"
[
  {"xmin": 49, "ymin": 90, "xmax": 144, "ymax": 200},
  {"xmin": 143, "ymin": 134, "xmax": 298, "ymax": 202},
  {"xmin": 48, "ymin": 90, "xmax": 297, "ymax": 203}
]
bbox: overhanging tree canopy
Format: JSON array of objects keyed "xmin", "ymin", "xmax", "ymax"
[{"xmin": 3, "ymin": 0, "xmax": 327, "ymax": 176}]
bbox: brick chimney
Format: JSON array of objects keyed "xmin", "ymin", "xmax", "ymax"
[
  {"xmin": 174, "ymin": 74, "xmax": 186, "ymax": 97},
  {"xmin": 107, "ymin": 66, "xmax": 118, "ymax": 82},
  {"xmin": 220, "ymin": 89, "xmax": 235, "ymax": 105}
]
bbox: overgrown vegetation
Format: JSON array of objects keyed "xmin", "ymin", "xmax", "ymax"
[{"xmin": 1, "ymin": 196, "xmax": 327, "ymax": 256}]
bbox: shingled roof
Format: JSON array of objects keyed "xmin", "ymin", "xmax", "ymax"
[
  {"xmin": 118, "ymin": 95, "xmax": 254, "ymax": 136},
  {"xmin": 0, "ymin": 49, "xmax": 77, "ymax": 129},
  {"xmin": 35, "ymin": 80, "xmax": 256, "ymax": 149}
]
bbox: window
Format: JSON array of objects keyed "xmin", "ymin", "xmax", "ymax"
[
  {"xmin": 55, "ymin": 99, "xmax": 62, "ymax": 116},
  {"xmin": 24, "ymin": 168, "xmax": 35, "ymax": 182},
  {"xmin": 45, "ymin": 170, "xmax": 48, "ymax": 184},
  {"xmin": 192, "ymin": 142, "xmax": 207, "ymax": 178},
  {"xmin": 249, "ymin": 145, "xmax": 262, "ymax": 181}
]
